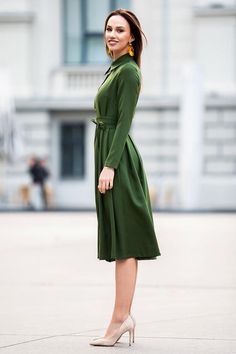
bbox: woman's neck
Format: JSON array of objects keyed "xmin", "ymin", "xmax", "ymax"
[{"xmin": 112, "ymin": 50, "xmax": 129, "ymax": 61}]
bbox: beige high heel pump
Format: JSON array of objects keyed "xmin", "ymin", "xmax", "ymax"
[{"xmin": 89, "ymin": 314, "xmax": 135, "ymax": 346}]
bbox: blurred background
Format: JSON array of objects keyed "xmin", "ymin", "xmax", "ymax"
[{"xmin": 0, "ymin": 0, "xmax": 235, "ymax": 211}]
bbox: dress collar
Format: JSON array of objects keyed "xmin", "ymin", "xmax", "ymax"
[{"xmin": 104, "ymin": 53, "xmax": 133, "ymax": 75}]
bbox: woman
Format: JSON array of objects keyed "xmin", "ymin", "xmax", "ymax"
[{"xmin": 90, "ymin": 8, "xmax": 161, "ymax": 347}]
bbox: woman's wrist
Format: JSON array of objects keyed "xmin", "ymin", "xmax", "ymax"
[{"xmin": 104, "ymin": 165, "xmax": 114, "ymax": 170}]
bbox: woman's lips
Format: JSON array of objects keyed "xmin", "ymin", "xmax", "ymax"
[{"xmin": 108, "ymin": 40, "xmax": 118, "ymax": 45}]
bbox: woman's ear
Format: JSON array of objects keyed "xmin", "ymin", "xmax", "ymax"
[{"xmin": 129, "ymin": 33, "xmax": 135, "ymax": 43}]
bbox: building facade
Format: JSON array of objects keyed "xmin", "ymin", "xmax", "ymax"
[{"xmin": 0, "ymin": 0, "xmax": 235, "ymax": 210}]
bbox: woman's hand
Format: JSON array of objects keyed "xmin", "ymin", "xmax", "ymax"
[{"xmin": 98, "ymin": 166, "xmax": 115, "ymax": 194}]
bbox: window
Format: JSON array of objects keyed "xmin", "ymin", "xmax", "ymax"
[
  {"xmin": 63, "ymin": 0, "xmax": 130, "ymax": 64},
  {"xmin": 60, "ymin": 123, "xmax": 85, "ymax": 178},
  {"xmin": 194, "ymin": 6, "xmax": 236, "ymax": 94}
]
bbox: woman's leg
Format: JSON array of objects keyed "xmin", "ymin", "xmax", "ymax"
[{"xmin": 104, "ymin": 257, "xmax": 138, "ymax": 337}]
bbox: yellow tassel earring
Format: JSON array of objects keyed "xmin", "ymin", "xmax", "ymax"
[{"xmin": 128, "ymin": 42, "xmax": 134, "ymax": 57}]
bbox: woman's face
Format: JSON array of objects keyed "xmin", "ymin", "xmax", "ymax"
[{"xmin": 105, "ymin": 15, "xmax": 134, "ymax": 59}]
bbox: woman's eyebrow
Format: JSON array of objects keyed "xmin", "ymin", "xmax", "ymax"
[{"xmin": 107, "ymin": 25, "xmax": 125, "ymax": 29}]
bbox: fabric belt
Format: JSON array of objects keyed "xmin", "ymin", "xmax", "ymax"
[{"xmin": 91, "ymin": 115, "xmax": 117, "ymax": 129}]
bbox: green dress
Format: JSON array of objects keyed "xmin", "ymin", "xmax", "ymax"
[{"xmin": 91, "ymin": 53, "xmax": 161, "ymax": 262}]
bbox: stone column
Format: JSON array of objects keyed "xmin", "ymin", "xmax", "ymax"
[{"xmin": 178, "ymin": 61, "xmax": 204, "ymax": 210}]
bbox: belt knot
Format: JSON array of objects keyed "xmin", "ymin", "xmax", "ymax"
[
  {"xmin": 91, "ymin": 118, "xmax": 105, "ymax": 129},
  {"xmin": 91, "ymin": 116, "xmax": 116, "ymax": 129}
]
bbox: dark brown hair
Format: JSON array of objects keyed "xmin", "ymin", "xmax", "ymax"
[{"xmin": 104, "ymin": 8, "xmax": 147, "ymax": 68}]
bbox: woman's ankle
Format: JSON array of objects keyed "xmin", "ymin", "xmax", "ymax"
[{"xmin": 111, "ymin": 312, "xmax": 130, "ymax": 323}]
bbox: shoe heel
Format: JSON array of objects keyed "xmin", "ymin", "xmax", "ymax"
[
  {"xmin": 130, "ymin": 313, "xmax": 136, "ymax": 343},
  {"xmin": 129, "ymin": 328, "xmax": 134, "ymax": 346},
  {"xmin": 129, "ymin": 329, "xmax": 132, "ymax": 346}
]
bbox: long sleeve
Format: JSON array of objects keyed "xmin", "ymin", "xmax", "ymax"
[{"xmin": 104, "ymin": 65, "xmax": 141, "ymax": 169}]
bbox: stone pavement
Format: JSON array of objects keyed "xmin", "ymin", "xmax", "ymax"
[{"xmin": 0, "ymin": 212, "xmax": 235, "ymax": 354}]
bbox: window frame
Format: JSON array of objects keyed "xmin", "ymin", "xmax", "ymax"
[{"xmin": 62, "ymin": 0, "xmax": 129, "ymax": 65}]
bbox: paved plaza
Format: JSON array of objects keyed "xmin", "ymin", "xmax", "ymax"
[{"xmin": 0, "ymin": 211, "xmax": 235, "ymax": 353}]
